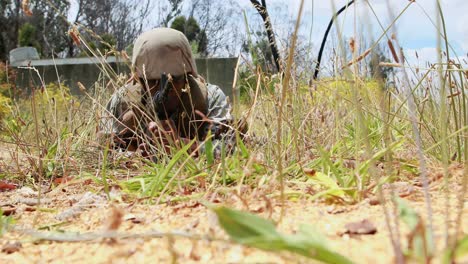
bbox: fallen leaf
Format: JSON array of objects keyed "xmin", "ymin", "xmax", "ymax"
[
  {"xmin": 17, "ymin": 197, "xmax": 52, "ymax": 206},
  {"xmin": 24, "ymin": 206, "xmax": 36, "ymax": 212},
  {"xmin": 327, "ymin": 205, "xmax": 348, "ymax": 214},
  {"xmin": 251, "ymin": 205, "xmax": 265, "ymax": 213},
  {"xmin": 53, "ymin": 176, "xmax": 74, "ymax": 185},
  {"xmin": 172, "ymin": 201, "xmax": 201, "ymax": 213},
  {"xmin": 0, "ymin": 181, "xmax": 17, "ymax": 191},
  {"xmin": 68, "ymin": 26, "xmax": 81, "ymax": 45},
  {"xmin": 368, "ymin": 197, "xmax": 381, "ymax": 206},
  {"xmin": 106, "ymin": 206, "xmax": 124, "ymax": 231},
  {"xmin": 184, "ymin": 219, "xmax": 200, "ymax": 232},
  {"xmin": 414, "ymin": 173, "xmax": 443, "ymax": 187},
  {"xmin": 342, "ymin": 219, "xmax": 377, "ymax": 235},
  {"xmin": 1, "ymin": 205, "xmax": 16, "ymax": 216},
  {"xmin": 2, "ymin": 241, "xmax": 22, "ymax": 254},
  {"xmin": 124, "ymin": 214, "xmax": 145, "ymax": 224},
  {"xmin": 303, "ymin": 168, "xmax": 316, "ymax": 177}
]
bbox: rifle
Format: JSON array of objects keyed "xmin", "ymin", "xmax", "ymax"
[{"xmin": 153, "ymin": 72, "xmax": 172, "ymax": 119}]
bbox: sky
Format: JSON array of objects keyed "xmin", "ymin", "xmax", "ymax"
[
  {"xmin": 68, "ymin": 0, "xmax": 468, "ymax": 68},
  {"xmin": 236, "ymin": 0, "xmax": 468, "ymax": 67}
]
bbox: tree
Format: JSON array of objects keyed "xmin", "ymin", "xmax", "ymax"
[
  {"xmin": 0, "ymin": 0, "xmax": 23, "ymax": 60},
  {"xmin": 242, "ymin": 30, "xmax": 276, "ymax": 73},
  {"xmin": 368, "ymin": 44, "xmax": 393, "ymax": 81},
  {"xmin": 67, "ymin": 0, "xmax": 152, "ymax": 57},
  {"xmin": 189, "ymin": 0, "xmax": 242, "ymax": 56},
  {"xmin": 0, "ymin": 0, "xmax": 70, "ymax": 60},
  {"xmin": 249, "ymin": 0, "xmax": 281, "ymax": 73},
  {"xmin": 170, "ymin": 15, "xmax": 207, "ymax": 56},
  {"xmin": 18, "ymin": 23, "xmax": 40, "ymax": 49},
  {"xmin": 161, "ymin": 0, "xmax": 183, "ymax": 27}
]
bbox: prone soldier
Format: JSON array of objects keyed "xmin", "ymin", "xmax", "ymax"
[{"xmin": 98, "ymin": 27, "xmax": 245, "ymax": 158}]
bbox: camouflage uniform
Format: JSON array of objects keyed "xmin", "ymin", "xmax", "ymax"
[{"xmin": 99, "ymin": 28, "xmax": 237, "ymax": 156}]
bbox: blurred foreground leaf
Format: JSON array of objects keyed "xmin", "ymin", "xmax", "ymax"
[
  {"xmin": 210, "ymin": 205, "xmax": 354, "ymax": 264},
  {"xmin": 395, "ymin": 197, "xmax": 434, "ymax": 262},
  {"xmin": 442, "ymin": 235, "xmax": 468, "ymax": 264},
  {"xmin": 455, "ymin": 236, "xmax": 468, "ymax": 258}
]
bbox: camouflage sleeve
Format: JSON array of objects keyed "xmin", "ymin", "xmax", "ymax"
[
  {"xmin": 206, "ymin": 84, "xmax": 233, "ymax": 128},
  {"xmin": 199, "ymin": 84, "xmax": 237, "ymax": 157},
  {"xmin": 100, "ymin": 88, "xmax": 125, "ymax": 135},
  {"xmin": 99, "ymin": 83, "xmax": 142, "ymax": 137}
]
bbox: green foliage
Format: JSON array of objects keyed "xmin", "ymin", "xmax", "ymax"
[
  {"xmin": 18, "ymin": 23, "xmax": 41, "ymax": 51},
  {"xmin": 121, "ymin": 140, "xmax": 196, "ymax": 199},
  {"xmin": 171, "ymin": 16, "xmax": 200, "ymax": 41},
  {"xmin": 0, "ymin": 63, "xmax": 14, "ymax": 127},
  {"xmin": 204, "ymin": 132, "xmax": 215, "ymax": 166},
  {"xmin": 442, "ymin": 236, "xmax": 468, "ymax": 264},
  {"xmin": 237, "ymin": 67, "xmax": 280, "ymax": 103},
  {"xmin": 99, "ymin": 33, "xmax": 117, "ymax": 54},
  {"xmin": 79, "ymin": 33, "xmax": 117, "ymax": 57},
  {"xmin": 0, "ymin": 209, "xmax": 15, "ymax": 237},
  {"xmin": 242, "ymin": 30, "xmax": 276, "ymax": 73},
  {"xmin": 170, "ymin": 16, "xmax": 207, "ymax": 56},
  {"xmin": 29, "ymin": 83, "xmax": 78, "ymax": 113},
  {"xmin": 2, "ymin": 82, "xmax": 81, "ymax": 180},
  {"xmin": 0, "ymin": 0, "xmax": 70, "ymax": 59},
  {"xmin": 210, "ymin": 205, "xmax": 355, "ymax": 263},
  {"xmin": 368, "ymin": 44, "xmax": 393, "ymax": 81}
]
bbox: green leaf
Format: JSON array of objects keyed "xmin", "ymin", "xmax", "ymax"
[
  {"xmin": 236, "ymin": 132, "xmax": 249, "ymax": 159},
  {"xmin": 211, "ymin": 205, "xmax": 279, "ymax": 243},
  {"xmin": 455, "ymin": 236, "xmax": 468, "ymax": 258},
  {"xmin": 210, "ymin": 205, "xmax": 354, "ymax": 264},
  {"xmin": 443, "ymin": 235, "xmax": 468, "ymax": 264},
  {"xmin": 307, "ymin": 172, "xmax": 347, "ymax": 198},
  {"xmin": 358, "ymin": 139, "xmax": 404, "ymax": 175},
  {"xmin": 204, "ymin": 132, "xmax": 214, "ymax": 166},
  {"xmin": 0, "ymin": 209, "xmax": 15, "ymax": 237},
  {"xmin": 146, "ymin": 139, "xmax": 195, "ymax": 197},
  {"xmin": 394, "ymin": 197, "xmax": 419, "ymax": 230},
  {"xmin": 46, "ymin": 141, "xmax": 58, "ymax": 159}
]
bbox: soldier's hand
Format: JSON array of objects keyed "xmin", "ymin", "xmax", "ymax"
[
  {"xmin": 147, "ymin": 120, "xmax": 198, "ymax": 156},
  {"xmin": 148, "ymin": 120, "xmax": 176, "ymax": 140}
]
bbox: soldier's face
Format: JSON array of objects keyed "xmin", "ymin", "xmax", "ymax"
[
  {"xmin": 163, "ymin": 80, "xmax": 184, "ymax": 113},
  {"xmin": 143, "ymin": 78, "xmax": 184, "ymax": 112}
]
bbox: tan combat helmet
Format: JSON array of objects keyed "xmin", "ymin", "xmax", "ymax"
[{"xmin": 132, "ymin": 27, "xmax": 198, "ymax": 79}]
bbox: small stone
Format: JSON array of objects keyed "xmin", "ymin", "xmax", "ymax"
[
  {"xmin": 343, "ymin": 219, "xmax": 377, "ymax": 235},
  {"xmin": 2, "ymin": 241, "xmax": 22, "ymax": 254},
  {"xmin": 369, "ymin": 197, "xmax": 380, "ymax": 206}
]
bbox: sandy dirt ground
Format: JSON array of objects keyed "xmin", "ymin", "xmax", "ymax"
[{"xmin": 0, "ymin": 165, "xmax": 467, "ymax": 264}]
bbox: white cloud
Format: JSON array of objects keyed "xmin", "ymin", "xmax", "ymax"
[
  {"xmin": 202, "ymin": 0, "xmax": 468, "ymax": 68},
  {"xmin": 405, "ymin": 47, "xmax": 439, "ymax": 67}
]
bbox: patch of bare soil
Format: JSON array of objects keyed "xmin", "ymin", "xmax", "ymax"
[{"xmin": 0, "ymin": 167, "xmax": 467, "ymax": 264}]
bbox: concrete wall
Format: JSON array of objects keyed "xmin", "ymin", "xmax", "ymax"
[{"xmin": 13, "ymin": 56, "xmax": 238, "ymax": 98}]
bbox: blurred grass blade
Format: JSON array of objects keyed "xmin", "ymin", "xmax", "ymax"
[
  {"xmin": 210, "ymin": 205, "xmax": 354, "ymax": 264},
  {"xmin": 204, "ymin": 132, "xmax": 214, "ymax": 166},
  {"xmin": 147, "ymin": 140, "xmax": 194, "ymax": 197},
  {"xmin": 442, "ymin": 235, "xmax": 468, "ymax": 264},
  {"xmin": 236, "ymin": 132, "xmax": 249, "ymax": 159},
  {"xmin": 395, "ymin": 197, "xmax": 419, "ymax": 230},
  {"xmin": 358, "ymin": 139, "xmax": 404, "ymax": 175},
  {"xmin": 395, "ymin": 197, "xmax": 434, "ymax": 261},
  {"xmin": 453, "ymin": 236, "xmax": 468, "ymax": 260}
]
